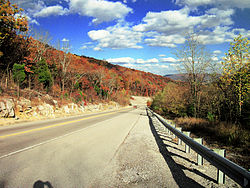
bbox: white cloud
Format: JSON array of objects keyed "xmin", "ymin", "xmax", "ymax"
[
  {"xmin": 136, "ymin": 58, "xmax": 159, "ymax": 64},
  {"xmin": 174, "ymin": 0, "xmax": 250, "ymax": 9},
  {"xmin": 88, "ymin": 23, "xmax": 143, "ymax": 50},
  {"xmin": 34, "ymin": 5, "xmax": 69, "ymax": 17},
  {"xmin": 11, "ymin": 0, "xmax": 132, "ymax": 24},
  {"xmin": 133, "ymin": 6, "xmax": 240, "ymax": 46},
  {"xmin": 211, "ymin": 56, "xmax": 219, "ymax": 61},
  {"xmin": 80, "ymin": 45, "xmax": 88, "ymax": 49},
  {"xmin": 107, "ymin": 57, "xmax": 159, "ymax": 65},
  {"xmin": 133, "ymin": 7, "xmax": 199, "ymax": 34},
  {"xmin": 107, "ymin": 57, "xmax": 136, "ymax": 64},
  {"xmin": 107, "ymin": 58, "xmax": 177, "ymax": 75},
  {"xmin": 69, "ymin": 0, "xmax": 132, "ymax": 24},
  {"xmin": 158, "ymin": 54, "xmax": 166, "ymax": 57},
  {"xmin": 62, "ymin": 38, "xmax": 69, "ymax": 42},
  {"xmin": 145, "ymin": 34, "xmax": 185, "ymax": 47},
  {"xmin": 93, "ymin": 47, "xmax": 102, "ymax": 51},
  {"xmin": 160, "ymin": 57, "xmax": 179, "ymax": 63},
  {"xmin": 161, "ymin": 65, "xmax": 169, "ymax": 68},
  {"xmin": 88, "ymin": 30, "xmax": 110, "ymax": 40},
  {"xmin": 213, "ymin": 50, "xmax": 221, "ymax": 54}
]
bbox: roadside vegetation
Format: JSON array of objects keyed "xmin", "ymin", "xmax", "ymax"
[{"xmin": 150, "ymin": 34, "xmax": 249, "ymax": 169}]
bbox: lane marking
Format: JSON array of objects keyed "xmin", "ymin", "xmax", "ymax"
[
  {"xmin": 0, "ymin": 108, "xmax": 131, "ymax": 139},
  {"xmin": 0, "ymin": 120, "xmax": 104, "ymax": 159}
]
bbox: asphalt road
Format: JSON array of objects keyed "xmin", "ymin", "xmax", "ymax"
[{"xmin": 0, "ymin": 107, "xmax": 140, "ymax": 187}]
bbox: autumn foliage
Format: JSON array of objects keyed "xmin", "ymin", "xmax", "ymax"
[{"xmin": 0, "ymin": 1, "xmax": 171, "ymax": 106}]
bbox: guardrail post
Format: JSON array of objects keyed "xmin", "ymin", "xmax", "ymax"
[
  {"xmin": 194, "ymin": 138, "xmax": 203, "ymax": 165},
  {"xmin": 173, "ymin": 124, "xmax": 176, "ymax": 138},
  {"xmin": 183, "ymin": 131, "xmax": 191, "ymax": 153},
  {"xmin": 176, "ymin": 127, "xmax": 182, "ymax": 145},
  {"xmin": 214, "ymin": 149, "xmax": 226, "ymax": 184},
  {"xmin": 169, "ymin": 121, "xmax": 173, "ymax": 136}
]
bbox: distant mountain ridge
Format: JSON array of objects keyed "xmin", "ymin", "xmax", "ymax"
[{"xmin": 164, "ymin": 74, "xmax": 187, "ymax": 81}]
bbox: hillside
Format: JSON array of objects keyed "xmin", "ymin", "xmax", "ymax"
[{"xmin": 0, "ymin": 36, "xmax": 172, "ymax": 107}]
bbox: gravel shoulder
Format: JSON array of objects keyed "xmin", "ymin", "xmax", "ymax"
[{"xmin": 94, "ymin": 107, "xmax": 241, "ymax": 188}]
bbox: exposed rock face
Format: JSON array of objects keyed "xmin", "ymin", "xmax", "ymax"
[
  {"xmin": 0, "ymin": 99, "xmax": 15, "ymax": 118},
  {"xmin": 0, "ymin": 96, "xmax": 122, "ymax": 121},
  {"xmin": 63, "ymin": 105, "xmax": 70, "ymax": 114},
  {"xmin": 37, "ymin": 103, "xmax": 54, "ymax": 117},
  {"xmin": 0, "ymin": 101, "xmax": 7, "ymax": 117}
]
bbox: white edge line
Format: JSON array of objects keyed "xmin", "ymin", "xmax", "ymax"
[{"xmin": 0, "ymin": 123, "xmax": 100, "ymax": 160}]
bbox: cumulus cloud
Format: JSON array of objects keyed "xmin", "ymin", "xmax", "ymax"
[
  {"xmin": 133, "ymin": 7, "xmax": 199, "ymax": 34},
  {"xmin": 161, "ymin": 65, "xmax": 169, "ymax": 68},
  {"xmin": 160, "ymin": 57, "xmax": 179, "ymax": 63},
  {"xmin": 133, "ymin": 6, "xmax": 239, "ymax": 46},
  {"xmin": 93, "ymin": 47, "xmax": 102, "ymax": 51},
  {"xmin": 213, "ymin": 50, "xmax": 221, "ymax": 54},
  {"xmin": 158, "ymin": 54, "xmax": 166, "ymax": 57},
  {"xmin": 174, "ymin": 0, "xmax": 250, "ymax": 9},
  {"xmin": 136, "ymin": 58, "xmax": 159, "ymax": 64},
  {"xmin": 80, "ymin": 45, "xmax": 88, "ymax": 49},
  {"xmin": 107, "ymin": 57, "xmax": 160, "ymax": 65},
  {"xmin": 69, "ymin": 0, "xmax": 132, "ymax": 24},
  {"xmin": 107, "ymin": 57, "xmax": 178, "ymax": 75},
  {"xmin": 34, "ymin": 5, "xmax": 69, "ymax": 17},
  {"xmin": 145, "ymin": 34, "xmax": 185, "ymax": 47},
  {"xmin": 11, "ymin": 0, "xmax": 132, "ymax": 24},
  {"xmin": 62, "ymin": 38, "xmax": 69, "ymax": 42},
  {"xmin": 107, "ymin": 57, "xmax": 136, "ymax": 64},
  {"xmin": 88, "ymin": 23, "xmax": 143, "ymax": 50},
  {"xmin": 133, "ymin": 7, "xmax": 234, "ymax": 34}
]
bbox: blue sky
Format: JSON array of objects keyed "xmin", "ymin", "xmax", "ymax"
[{"xmin": 11, "ymin": 0, "xmax": 250, "ymax": 75}]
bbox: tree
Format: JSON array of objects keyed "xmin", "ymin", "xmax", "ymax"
[
  {"xmin": 56, "ymin": 39, "xmax": 71, "ymax": 92},
  {"xmin": 0, "ymin": 0, "xmax": 28, "ymax": 85},
  {"xmin": 12, "ymin": 63, "xmax": 25, "ymax": 98},
  {"xmin": 151, "ymin": 82, "xmax": 188, "ymax": 117},
  {"xmin": 36, "ymin": 59, "xmax": 52, "ymax": 93},
  {"xmin": 174, "ymin": 34, "xmax": 212, "ymax": 117},
  {"xmin": 0, "ymin": 0, "xmax": 28, "ymax": 48},
  {"xmin": 220, "ymin": 35, "xmax": 249, "ymax": 122}
]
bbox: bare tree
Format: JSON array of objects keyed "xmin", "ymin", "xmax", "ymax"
[
  {"xmin": 174, "ymin": 34, "xmax": 212, "ymax": 117},
  {"xmin": 57, "ymin": 39, "xmax": 71, "ymax": 92}
]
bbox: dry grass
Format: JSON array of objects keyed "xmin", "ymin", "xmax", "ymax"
[
  {"xmin": 174, "ymin": 117, "xmax": 250, "ymax": 169},
  {"xmin": 175, "ymin": 117, "xmax": 209, "ymax": 130},
  {"xmin": 174, "ymin": 117, "xmax": 249, "ymax": 146}
]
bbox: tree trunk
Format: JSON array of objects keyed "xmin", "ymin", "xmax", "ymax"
[{"xmin": 17, "ymin": 82, "xmax": 20, "ymax": 99}]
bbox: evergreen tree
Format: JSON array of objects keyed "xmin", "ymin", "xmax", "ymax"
[{"xmin": 36, "ymin": 59, "xmax": 52, "ymax": 92}]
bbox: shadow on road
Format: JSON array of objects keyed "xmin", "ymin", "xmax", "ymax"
[
  {"xmin": 33, "ymin": 180, "xmax": 53, "ymax": 188},
  {"xmin": 146, "ymin": 109, "xmax": 205, "ymax": 188}
]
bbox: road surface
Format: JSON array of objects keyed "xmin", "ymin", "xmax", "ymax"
[
  {"xmin": 0, "ymin": 107, "xmax": 141, "ymax": 187},
  {"xmin": 0, "ymin": 104, "xmax": 239, "ymax": 188}
]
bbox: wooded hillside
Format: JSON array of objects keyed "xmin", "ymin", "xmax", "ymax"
[{"xmin": 0, "ymin": 0, "xmax": 171, "ymax": 105}]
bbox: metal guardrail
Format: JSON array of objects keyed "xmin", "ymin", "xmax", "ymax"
[{"xmin": 147, "ymin": 108, "xmax": 250, "ymax": 187}]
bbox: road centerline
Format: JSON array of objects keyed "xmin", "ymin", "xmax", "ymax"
[{"xmin": 0, "ymin": 108, "xmax": 130, "ymax": 139}]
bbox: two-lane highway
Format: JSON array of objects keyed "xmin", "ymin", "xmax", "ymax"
[{"xmin": 0, "ymin": 107, "xmax": 140, "ymax": 187}]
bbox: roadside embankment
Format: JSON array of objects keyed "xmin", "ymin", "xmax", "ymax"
[{"xmin": 0, "ymin": 96, "xmax": 123, "ymax": 126}]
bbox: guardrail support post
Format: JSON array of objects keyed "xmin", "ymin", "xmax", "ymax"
[
  {"xmin": 214, "ymin": 149, "xmax": 226, "ymax": 184},
  {"xmin": 173, "ymin": 124, "xmax": 176, "ymax": 138},
  {"xmin": 183, "ymin": 131, "xmax": 191, "ymax": 153},
  {"xmin": 194, "ymin": 138, "xmax": 203, "ymax": 165},
  {"xmin": 176, "ymin": 127, "xmax": 182, "ymax": 145}
]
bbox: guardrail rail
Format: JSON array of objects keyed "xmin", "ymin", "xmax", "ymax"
[{"xmin": 147, "ymin": 107, "xmax": 250, "ymax": 187}]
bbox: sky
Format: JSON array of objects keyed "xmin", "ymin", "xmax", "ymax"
[{"xmin": 10, "ymin": 0, "xmax": 250, "ymax": 75}]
